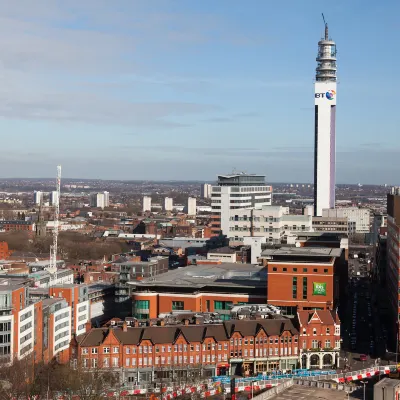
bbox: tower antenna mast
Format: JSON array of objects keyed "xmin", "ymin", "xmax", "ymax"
[
  {"xmin": 322, "ymin": 13, "xmax": 328, "ymax": 40},
  {"xmin": 48, "ymin": 165, "xmax": 61, "ymax": 275}
]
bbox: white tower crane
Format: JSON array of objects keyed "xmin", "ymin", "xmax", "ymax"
[{"xmin": 47, "ymin": 165, "xmax": 61, "ymax": 275}]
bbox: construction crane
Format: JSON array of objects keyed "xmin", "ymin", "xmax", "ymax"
[{"xmin": 48, "ymin": 165, "xmax": 61, "ymax": 275}]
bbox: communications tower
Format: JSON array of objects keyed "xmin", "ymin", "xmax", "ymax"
[
  {"xmin": 47, "ymin": 165, "xmax": 61, "ymax": 275},
  {"xmin": 314, "ymin": 15, "xmax": 337, "ymax": 216}
]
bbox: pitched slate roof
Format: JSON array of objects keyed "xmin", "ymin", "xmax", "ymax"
[
  {"xmin": 297, "ymin": 310, "xmax": 338, "ymax": 326},
  {"xmin": 77, "ymin": 318, "xmax": 300, "ymax": 347},
  {"xmin": 224, "ymin": 319, "xmax": 298, "ymax": 337}
]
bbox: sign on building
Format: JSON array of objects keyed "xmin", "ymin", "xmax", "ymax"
[{"xmin": 313, "ymin": 282, "xmax": 327, "ymax": 296}]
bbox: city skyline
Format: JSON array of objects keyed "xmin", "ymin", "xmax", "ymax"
[{"xmin": 0, "ymin": 1, "xmax": 399, "ymax": 183}]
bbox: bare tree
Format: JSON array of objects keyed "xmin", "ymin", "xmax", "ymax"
[
  {"xmin": 0, "ymin": 356, "xmax": 35, "ymax": 400},
  {"xmin": 65, "ymin": 361, "xmax": 118, "ymax": 400}
]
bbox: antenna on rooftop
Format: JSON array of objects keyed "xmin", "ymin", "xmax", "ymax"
[{"xmin": 322, "ymin": 13, "xmax": 328, "ymax": 40}]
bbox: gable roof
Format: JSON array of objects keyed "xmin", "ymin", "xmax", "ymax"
[
  {"xmin": 78, "ymin": 318, "xmax": 299, "ymax": 348},
  {"xmin": 297, "ymin": 310, "xmax": 337, "ymax": 326}
]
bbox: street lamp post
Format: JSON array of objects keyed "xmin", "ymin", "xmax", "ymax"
[{"xmin": 360, "ymin": 380, "xmax": 367, "ymax": 400}]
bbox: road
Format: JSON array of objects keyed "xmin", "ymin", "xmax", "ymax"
[{"xmin": 340, "ymin": 265, "xmax": 387, "ymax": 372}]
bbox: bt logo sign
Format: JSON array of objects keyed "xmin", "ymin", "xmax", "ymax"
[{"xmin": 315, "ymin": 89, "xmax": 336, "ymax": 100}]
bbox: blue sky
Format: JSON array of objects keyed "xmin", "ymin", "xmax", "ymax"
[{"xmin": 0, "ymin": 0, "xmax": 399, "ymax": 183}]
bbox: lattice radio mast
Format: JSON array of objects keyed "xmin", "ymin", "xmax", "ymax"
[{"xmin": 48, "ymin": 165, "xmax": 61, "ymax": 275}]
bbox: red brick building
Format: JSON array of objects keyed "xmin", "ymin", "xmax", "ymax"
[
  {"xmin": 0, "ymin": 220, "xmax": 34, "ymax": 232},
  {"xmin": 297, "ymin": 310, "xmax": 341, "ymax": 369},
  {"xmin": 71, "ymin": 317, "xmax": 300, "ymax": 384},
  {"xmin": 130, "ymin": 263, "xmax": 267, "ymax": 320},
  {"xmin": 0, "ymin": 241, "xmax": 10, "ymax": 259},
  {"xmin": 71, "ymin": 310, "xmax": 340, "ymax": 384},
  {"xmin": 260, "ymin": 247, "xmax": 343, "ymax": 314}
]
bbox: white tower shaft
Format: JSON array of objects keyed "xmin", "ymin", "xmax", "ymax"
[{"xmin": 314, "ymin": 19, "xmax": 337, "ymax": 216}]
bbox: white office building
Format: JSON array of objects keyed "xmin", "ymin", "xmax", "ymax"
[
  {"xmin": 211, "ymin": 173, "xmax": 273, "ymax": 236},
  {"xmin": 164, "ymin": 197, "xmax": 173, "ymax": 212},
  {"xmin": 322, "ymin": 207, "xmax": 371, "ymax": 233},
  {"xmin": 228, "ymin": 205, "xmax": 313, "ymax": 244},
  {"xmin": 187, "ymin": 197, "xmax": 196, "ymax": 216},
  {"xmin": 201, "ymin": 183, "xmax": 212, "ymax": 199},
  {"xmin": 143, "ymin": 196, "xmax": 152, "ymax": 212},
  {"xmin": 34, "ymin": 191, "xmax": 43, "ymax": 205},
  {"xmin": 314, "ymin": 21, "xmax": 337, "ymax": 216},
  {"xmin": 90, "ymin": 192, "xmax": 109, "ymax": 209},
  {"xmin": 49, "ymin": 191, "xmax": 59, "ymax": 206}
]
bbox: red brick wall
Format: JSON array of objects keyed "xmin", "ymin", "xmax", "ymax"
[
  {"xmin": 133, "ymin": 293, "xmax": 267, "ymax": 318},
  {"xmin": 0, "ymin": 242, "xmax": 10, "ymax": 259},
  {"xmin": 75, "ymin": 327, "xmax": 300, "ymax": 370},
  {"xmin": 266, "ymin": 262, "xmax": 334, "ymax": 310}
]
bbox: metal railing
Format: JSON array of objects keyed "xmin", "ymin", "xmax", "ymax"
[{"xmin": 252, "ymin": 379, "xmax": 294, "ymax": 400}]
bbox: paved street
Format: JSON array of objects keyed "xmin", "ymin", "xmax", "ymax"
[
  {"xmin": 340, "ymin": 254, "xmax": 387, "ymax": 372},
  {"xmin": 268, "ymin": 385, "xmax": 372, "ymax": 400}
]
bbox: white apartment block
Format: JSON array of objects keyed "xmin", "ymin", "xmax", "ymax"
[
  {"xmin": 90, "ymin": 192, "xmax": 109, "ymax": 209},
  {"xmin": 200, "ymin": 183, "xmax": 212, "ymax": 199},
  {"xmin": 211, "ymin": 174, "xmax": 273, "ymax": 236},
  {"xmin": 187, "ymin": 197, "xmax": 196, "ymax": 216},
  {"xmin": 322, "ymin": 207, "xmax": 371, "ymax": 233},
  {"xmin": 76, "ymin": 300, "xmax": 90, "ymax": 336},
  {"xmin": 143, "ymin": 196, "xmax": 152, "ymax": 212},
  {"xmin": 17, "ymin": 304, "xmax": 35, "ymax": 359},
  {"xmin": 164, "ymin": 197, "xmax": 173, "ymax": 211},
  {"xmin": 52, "ymin": 303, "xmax": 72, "ymax": 355},
  {"xmin": 228, "ymin": 205, "xmax": 313, "ymax": 244},
  {"xmin": 49, "ymin": 191, "xmax": 59, "ymax": 206},
  {"xmin": 34, "ymin": 191, "xmax": 43, "ymax": 205}
]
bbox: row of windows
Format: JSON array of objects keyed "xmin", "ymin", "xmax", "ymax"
[
  {"xmin": 55, "ymin": 330, "xmax": 69, "ymax": 342},
  {"xmin": 305, "ymin": 340, "xmax": 341, "ymax": 349},
  {"xmin": 55, "ymin": 311, "xmax": 69, "ymax": 322},
  {"xmin": 82, "ymin": 338, "xmax": 300, "ymax": 355},
  {"xmin": 0, "ymin": 322, "xmax": 11, "ymax": 332},
  {"xmin": 20, "ymin": 332, "xmax": 32, "ymax": 345},
  {"xmin": 55, "ymin": 339, "xmax": 69, "ymax": 351},
  {"xmin": 55, "ymin": 321, "xmax": 69, "ymax": 331},
  {"xmin": 20, "ymin": 343, "xmax": 32, "ymax": 355},
  {"xmin": 20, "ymin": 310, "xmax": 32, "ymax": 322},
  {"xmin": 20, "ymin": 321, "xmax": 32, "ymax": 333},
  {"xmin": 0, "ymin": 345, "xmax": 10, "ymax": 355},
  {"xmin": 0, "ymin": 334, "xmax": 11, "ymax": 344},
  {"xmin": 272, "ymin": 267, "xmax": 329, "ymax": 274}
]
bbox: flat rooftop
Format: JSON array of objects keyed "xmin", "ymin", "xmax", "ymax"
[
  {"xmin": 261, "ymin": 247, "xmax": 342, "ymax": 258},
  {"xmin": 129, "ymin": 263, "xmax": 266, "ymax": 290}
]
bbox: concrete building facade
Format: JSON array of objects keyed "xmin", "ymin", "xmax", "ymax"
[
  {"xmin": 34, "ymin": 191, "xmax": 43, "ymax": 205},
  {"xmin": 187, "ymin": 197, "xmax": 196, "ymax": 216},
  {"xmin": 227, "ymin": 205, "xmax": 312, "ymax": 245},
  {"xmin": 211, "ymin": 174, "xmax": 273, "ymax": 236},
  {"xmin": 164, "ymin": 197, "xmax": 173, "ymax": 212},
  {"xmin": 142, "ymin": 196, "xmax": 152, "ymax": 212},
  {"xmin": 90, "ymin": 192, "xmax": 109, "ymax": 209},
  {"xmin": 201, "ymin": 183, "xmax": 212, "ymax": 199},
  {"xmin": 322, "ymin": 207, "xmax": 370, "ymax": 233}
]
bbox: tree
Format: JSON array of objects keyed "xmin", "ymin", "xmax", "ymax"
[
  {"xmin": 66, "ymin": 362, "xmax": 118, "ymax": 400},
  {"xmin": 0, "ymin": 356, "xmax": 35, "ymax": 400}
]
